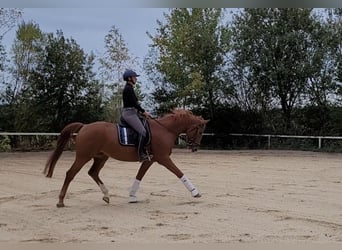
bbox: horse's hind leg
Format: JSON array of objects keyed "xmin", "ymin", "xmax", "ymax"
[
  {"xmin": 57, "ymin": 156, "xmax": 91, "ymax": 207},
  {"xmin": 88, "ymin": 153, "xmax": 110, "ymax": 204}
]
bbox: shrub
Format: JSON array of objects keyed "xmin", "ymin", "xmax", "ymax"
[{"xmin": 0, "ymin": 135, "xmax": 11, "ymax": 152}]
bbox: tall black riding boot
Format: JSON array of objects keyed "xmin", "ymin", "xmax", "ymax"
[{"xmin": 138, "ymin": 134, "xmax": 150, "ymax": 162}]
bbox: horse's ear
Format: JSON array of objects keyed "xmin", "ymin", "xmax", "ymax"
[{"xmin": 203, "ymin": 119, "xmax": 210, "ymax": 124}]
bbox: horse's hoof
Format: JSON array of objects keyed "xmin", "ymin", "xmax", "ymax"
[
  {"xmin": 129, "ymin": 196, "xmax": 138, "ymax": 203},
  {"xmin": 103, "ymin": 196, "xmax": 110, "ymax": 204},
  {"xmin": 194, "ymin": 193, "xmax": 202, "ymax": 198},
  {"xmin": 56, "ymin": 203, "xmax": 65, "ymax": 208},
  {"xmin": 191, "ymin": 189, "xmax": 201, "ymax": 198}
]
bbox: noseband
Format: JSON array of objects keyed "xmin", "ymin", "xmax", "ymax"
[{"xmin": 185, "ymin": 124, "xmax": 203, "ymax": 150}]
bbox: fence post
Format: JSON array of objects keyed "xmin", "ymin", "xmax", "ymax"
[
  {"xmin": 318, "ymin": 137, "xmax": 322, "ymax": 149},
  {"xmin": 268, "ymin": 135, "xmax": 271, "ymax": 149}
]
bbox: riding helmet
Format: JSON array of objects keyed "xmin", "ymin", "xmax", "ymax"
[{"xmin": 123, "ymin": 69, "xmax": 140, "ymax": 81}]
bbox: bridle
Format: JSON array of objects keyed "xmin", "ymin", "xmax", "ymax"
[{"xmin": 184, "ymin": 124, "xmax": 204, "ymax": 151}]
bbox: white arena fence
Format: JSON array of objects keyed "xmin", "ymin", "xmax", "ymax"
[
  {"xmin": 229, "ymin": 133, "xmax": 342, "ymax": 149},
  {"xmin": 2, "ymin": 132, "xmax": 342, "ymax": 151},
  {"xmin": 0, "ymin": 132, "xmax": 62, "ymax": 151},
  {"xmin": 0, "ymin": 132, "xmax": 61, "ymax": 136},
  {"xmin": 0, "ymin": 132, "xmax": 215, "ymax": 151}
]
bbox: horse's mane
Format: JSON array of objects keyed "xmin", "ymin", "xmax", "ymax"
[
  {"xmin": 171, "ymin": 109, "xmax": 194, "ymax": 117},
  {"xmin": 160, "ymin": 109, "xmax": 202, "ymax": 121}
]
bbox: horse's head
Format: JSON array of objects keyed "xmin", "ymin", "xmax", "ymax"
[
  {"xmin": 159, "ymin": 109, "xmax": 209, "ymax": 151},
  {"xmin": 185, "ymin": 116, "xmax": 209, "ymax": 152}
]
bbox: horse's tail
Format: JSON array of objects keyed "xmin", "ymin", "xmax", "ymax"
[{"xmin": 44, "ymin": 122, "xmax": 84, "ymax": 178}]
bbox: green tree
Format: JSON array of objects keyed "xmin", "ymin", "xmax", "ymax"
[
  {"xmin": 0, "ymin": 8, "xmax": 22, "ymax": 95},
  {"xmin": 98, "ymin": 25, "xmax": 138, "ymax": 122},
  {"xmin": 304, "ymin": 10, "xmax": 337, "ymax": 108},
  {"xmin": 0, "ymin": 8, "xmax": 22, "ymax": 131},
  {"xmin": 0, "ymin": 8, "xmax": 22, "ymax": 71},
  {"xmin": 23, "ymin": 30, "xmax": 103, "ymax": 132},
  {"xmin": 144, "ymin": 46, "xmax": 178, "ymax": 114},
  {"xmin": 0, "ymin": 8, "xmax": 22, "ymax": 38},
  {"xmin": 1, "ymin": 21, "xmax": 44, "ymax": 132},
  {"xmin": 146, "ymin": 8, "xmax": 231, "ymax": 118},
  {"xmin": 230, "ymin": 8, "xmax": 321, "ymax": 131},
  {"xmin": 7, "ymin": 21, "xmax": 44, "ymax": 104},
  {"xmin": 329, "ymin": 8, "xmax": 342, "ymax": 102},
  {"xmin": 99, "ymin": 25, "xmax": 137, "ymax": 84}
]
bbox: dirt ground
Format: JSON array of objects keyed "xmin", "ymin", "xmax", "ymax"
[{"xmin": 0, "ymin": 149, "xmax": 342, "ymax": 243}]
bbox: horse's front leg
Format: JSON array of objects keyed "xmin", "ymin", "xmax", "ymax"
[
  {"xmin": 158, "ymin": 157, "xmax": 201, "ymax": 198},
  {"xmin": 181, "ymin": 175, "xmax": 201, "ymax": 198},
  {"xmin": 129, "ymin": 160, "xmax": 154, "ymax": 203}
]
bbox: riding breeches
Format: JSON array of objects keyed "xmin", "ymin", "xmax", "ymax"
[{"xmin": 121, "ymin": 108, "xmax": 146, "ymax": 137}]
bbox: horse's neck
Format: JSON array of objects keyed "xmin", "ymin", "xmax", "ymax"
[{"xmin": 157, "ymin": 115, "xmax": 190, "ymax": 135}]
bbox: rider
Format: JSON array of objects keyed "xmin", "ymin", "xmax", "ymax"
[{"xmin": 121, "ymin": 69, "xmax": 151, "ymax": 162}]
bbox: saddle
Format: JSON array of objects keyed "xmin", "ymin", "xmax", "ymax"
[{"xmin": 116, "ymin": 116, "xmax": 151, "ymax": 147}]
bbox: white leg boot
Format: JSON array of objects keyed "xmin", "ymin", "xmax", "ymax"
[
  {"xmin": 129, "ymin": 179, "xmax": 141, "ymax": 203},
  {"xmin": 180, "ymin": 175, "xmax": 201, "ymax": 197}
]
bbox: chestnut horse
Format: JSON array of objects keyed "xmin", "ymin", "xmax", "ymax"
[{"xmin": 44, "ymin": 109, "xmax": 209, "ymax": 207}]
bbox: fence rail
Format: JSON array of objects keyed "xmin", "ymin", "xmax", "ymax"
[
  {"xmin": 0, "ymin": 132, "xmax": 60, "ymax": 136},
  {"xmin": 229, "ymin": 133, "xmax": 342, "ymax": 149},
  {"xmin": 2, "ymin": 132, "xmax": 342, "ymax": 150}
]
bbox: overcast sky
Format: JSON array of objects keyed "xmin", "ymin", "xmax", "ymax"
[{"xmin": 3, "ymin": 8, "xmax": 167, "ymax": 72}]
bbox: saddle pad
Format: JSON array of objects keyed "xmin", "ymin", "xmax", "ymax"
[
  {"xmin": 116, "ymin": 118, "xmax": 152, "ymax": 147},
  {"xmin": 117, "ymin": 125, "xmax": 137, "ymax": 146}
]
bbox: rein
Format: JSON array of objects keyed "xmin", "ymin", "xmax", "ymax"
[{"xmin": 148, "ymin": 116, "xmax": 175, "ymax": 134}]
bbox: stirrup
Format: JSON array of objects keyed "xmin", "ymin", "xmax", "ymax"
[{"xmin": 139, "ymin": 153, "xmax": 151, "ymax": 162}]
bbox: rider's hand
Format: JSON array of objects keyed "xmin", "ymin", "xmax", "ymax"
[{"xmin": 143, "ymin": 111, "xmax": 151, "ymax": 118}]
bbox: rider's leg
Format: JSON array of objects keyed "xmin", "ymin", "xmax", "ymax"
[
  {"xmin": 121, "ymin": 109, "xmax": 149, "ymax": 161},
  {"xmin": 138, "ymin": 133, "xmax": 150, "ymax": 162}
]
